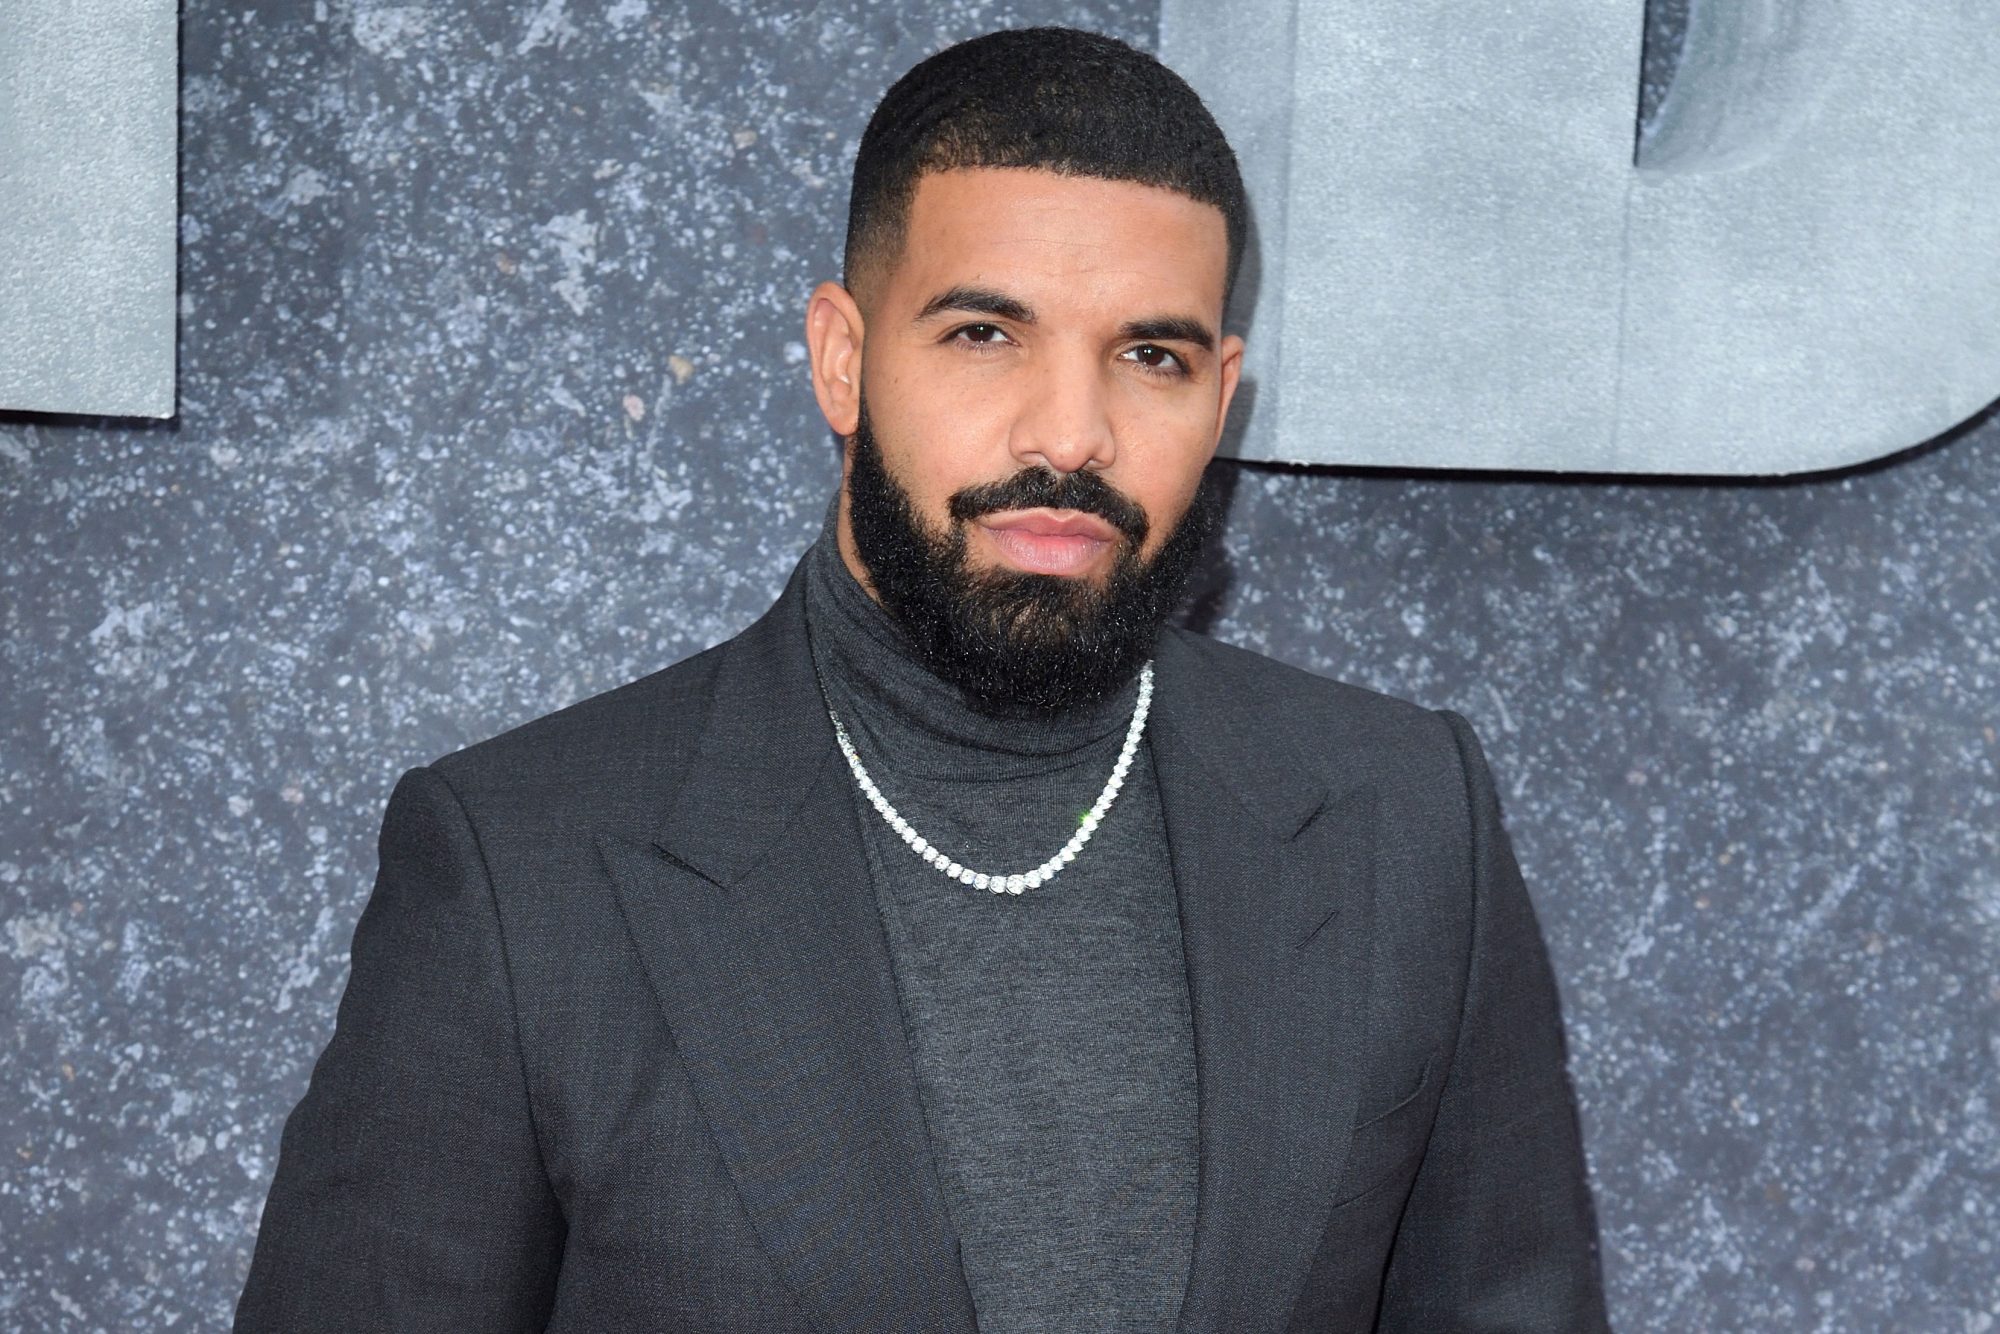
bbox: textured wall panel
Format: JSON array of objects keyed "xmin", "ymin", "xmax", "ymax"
[
  {"xmin": 0, "ymin": 3, "xmax": 1994, "ymax": 1329},
  {"xmin": 1162, "ymin": 0, "xmax": 2000, "ymax": 474},
  {"xmin": 0, "ymin": 0, "xmax": 178, "ymax": 417}
]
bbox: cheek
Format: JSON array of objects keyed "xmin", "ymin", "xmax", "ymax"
[
  {"xmin": 1111, "ymin": 382, "xmax": 1219, "ymax": 457},
  {"xmin": 1137, "ymin": 485, "xmax": 1201, "ymax": 561},
  {"xmin": 862, "ymin": 410, "xmax": 970, "ymax": 530},
  {"xmin": 876, "ymin": 383, "xmax": 1017, "ymax": 505},
  {"xmin": 1114, "ymin": 426, "xmax": 1215, "ymax": 556}
]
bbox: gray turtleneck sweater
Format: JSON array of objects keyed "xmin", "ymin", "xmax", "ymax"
[{"xmin": 799, "ymin": 499, "xmax": 1198, "ymax": 1332}]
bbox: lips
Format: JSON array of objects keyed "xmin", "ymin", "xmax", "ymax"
[
  {"xmin": 977, "ymin": 508, "xmax": 1123, "ymax": 542},
  {"xmin": 975, "ymin": 508, "xmax": 1121, "ymax": 576}
]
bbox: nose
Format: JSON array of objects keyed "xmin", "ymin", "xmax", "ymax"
[{"xmin": 1007, "ymin": 351, "xmax": 1116, "ymax": 475}]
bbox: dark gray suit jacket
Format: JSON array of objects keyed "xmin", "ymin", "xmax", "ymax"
[{"xmin": 236, "ymin": 553, "xmax": 1611, "ymax": 1332}]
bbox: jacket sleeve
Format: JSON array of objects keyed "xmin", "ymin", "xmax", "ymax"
[
  {"xmin": 1373, "ymin": 711, "xmax": 1612, "ymax": 1332},
  {"xmin": 235, "ymin": 764, "xmax": 565, "ymax": 1332}
]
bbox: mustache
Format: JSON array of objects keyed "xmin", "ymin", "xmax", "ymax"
[{"xmin": 945, "ymin": 466, "xmax": 1151, "ymax": 547}]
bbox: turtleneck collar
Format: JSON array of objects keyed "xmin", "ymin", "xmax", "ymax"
[{"xmin": 800, "ymin": 491, "xmax": 1147, "ymax": 782}]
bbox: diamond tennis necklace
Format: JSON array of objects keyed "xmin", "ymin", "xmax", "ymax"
[{"xmin": 823, "ymin": 660, "xmax": 1154, "ymax": 895}]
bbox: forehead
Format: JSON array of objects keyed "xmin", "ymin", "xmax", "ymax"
[{"xmin": 888, "ymin": 166, "xmax": 1230, "ymax": 318}]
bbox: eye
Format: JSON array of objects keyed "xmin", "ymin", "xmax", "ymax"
[
  {"xmin": 1121, "ymin": 343, "xmax": 1189, "ymax": 378},
  {"xmin": 948, "ymin": 322, "xmax": 1014, "ymax": 349}
]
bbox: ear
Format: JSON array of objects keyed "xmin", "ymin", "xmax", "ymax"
[
  {"xmin": 805, "ymin": 280, "xmax": 866, "ymax": 436},
  {"xmin": 1210, "ymin": 331, "xmax": 1246, "ymax": 459}
]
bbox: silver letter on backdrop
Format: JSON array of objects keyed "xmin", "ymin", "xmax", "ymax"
[
  {"xmin": 1162, "ymin": 0, "xmax": 2000, "ymax": 475},
  {"xmin": 0, "ymin": 0, "xmax": 178, "ymax": 418}
]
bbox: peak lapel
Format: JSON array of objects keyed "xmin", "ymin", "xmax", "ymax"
[
  {"xmin": 599, "ymin": 559, "xmax": 977, "ymax": 1333},
  {"xmin": 1151, "ymin": 632, "xmax": 1384, "ymax": 1331}
]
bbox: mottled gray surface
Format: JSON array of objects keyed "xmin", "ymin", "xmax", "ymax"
[
  {"xmin": 1163, "ymin": 0, "xmax": 2000, "ymax": 474},
  {"xmin": 2, "ymin": 2, "xmax": 1995, "ymax": 1330},
  {"xmin": 0, "ymin": 0, "xmax": 178, "ymax": 416}
]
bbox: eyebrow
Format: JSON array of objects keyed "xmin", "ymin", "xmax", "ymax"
[
  {"xmin": 914, "ymin": 285, "xmax": 1035, "ymax": 325},
  {"xmin": 913, "ymin": 284, "xmax": 1217, "ymax": 353},
  {"xmin": 1118, "ymin": 316, "xmax": 1215, "ymax": 353}
]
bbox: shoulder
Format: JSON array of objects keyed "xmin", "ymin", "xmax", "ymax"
[
  {"xmin": 1161, "ymin": 625, "xmax": 1486, "ymax": 805},
  {"xmin": 415, "ymin": 634, "xmax": 732, "ymax": 837}
]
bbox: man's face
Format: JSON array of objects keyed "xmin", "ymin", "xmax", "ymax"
[{"xmin": 805, "ymin": 166, "xmax": 1244, "ymax": 709}]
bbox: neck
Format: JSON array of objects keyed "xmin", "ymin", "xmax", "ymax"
[{"xmin": 800, "ymin": 491, "xmax": 1141, "ymax": 776}]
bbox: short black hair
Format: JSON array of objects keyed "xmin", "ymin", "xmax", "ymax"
[{"xmin": 843, "ymin": 27, "xmax": 1248, "ymax": 308}]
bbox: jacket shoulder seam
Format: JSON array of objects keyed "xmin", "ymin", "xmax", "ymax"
[{"xmin": 416, "ymin": 763, "xmax": 561, "ymax": 1206}]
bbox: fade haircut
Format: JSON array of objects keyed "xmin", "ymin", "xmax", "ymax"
[{"xmin": 842, "ymin": 26, "xmax": 1249, "ymax": 309}]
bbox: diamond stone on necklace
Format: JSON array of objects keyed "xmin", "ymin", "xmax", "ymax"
[{"xmin": 825, "ymin": 660, "xmax": 1154, "ymax": 895}]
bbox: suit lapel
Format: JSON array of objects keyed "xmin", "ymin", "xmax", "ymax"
[
  {"xmin": 597, "ymin": 555, "xmax": 1382, "ymax": 1332},
  {"xmin": 1152, "ymin": 631, "xmax": 1384, "ymax": 1331},
  {"xmin": 599, "ymin": 559, "xmax": 978, "ymax": 1333}
]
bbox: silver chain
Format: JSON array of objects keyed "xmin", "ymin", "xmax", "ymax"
[{"xmin": 824, "ymin": 660, "xmax": 1154, "ymax": 895}]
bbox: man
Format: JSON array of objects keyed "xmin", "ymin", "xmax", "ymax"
[{"xmin": 237, "ymin": 26, "xmax": 1610, "ymax": 1333}]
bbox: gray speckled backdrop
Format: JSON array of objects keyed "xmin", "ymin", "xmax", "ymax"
[{"xmin": 2, "ymin": 3, "xmax": 1995, "ymax": 1330}]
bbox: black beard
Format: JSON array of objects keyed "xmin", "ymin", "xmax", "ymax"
[{"xmin": 843, "ymin": 394, "xmax": 1221, "ymax": 714}]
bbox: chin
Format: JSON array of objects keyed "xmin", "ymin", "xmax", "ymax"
[{"xmin": 976, "ymin": 550, "xmax": 1118, "ymax": 584}]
